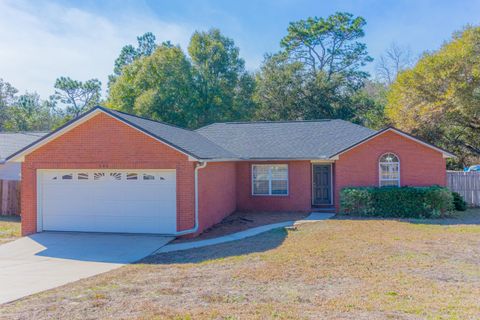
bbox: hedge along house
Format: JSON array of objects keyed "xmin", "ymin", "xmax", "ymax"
[{"xmin": 7, "ymin": 106, "xmax": 454, "ymax": 237}]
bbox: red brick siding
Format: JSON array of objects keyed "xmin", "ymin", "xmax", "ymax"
[
  {"xmin": 334, "ymin": 130, "xmax": 447, "ymax": 211},
  {"xmin": 236, "ymin": 161, "xmax": 312, "ymax": 212},
  {"xmin": 197, "ymin": 162, "xmax": 237, "ymax": 234},
  {"xmin": 21, "ymin": 112, "xmax": 195, "ymax": 236},
  {"xmin": 21, "ymin": 115, "xmax": 447, "ymax": 236}
]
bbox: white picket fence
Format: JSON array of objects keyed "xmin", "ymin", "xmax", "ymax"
[{"xmin": 447, "ymin": 171, "xmax": 480, "ymax": 207}]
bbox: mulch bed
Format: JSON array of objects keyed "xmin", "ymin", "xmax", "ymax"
[{"xmin": 172, "ymin": 211, "xmax": 309, "ymax": 243}]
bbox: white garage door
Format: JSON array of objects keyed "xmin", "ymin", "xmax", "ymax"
[{"xmin": 38, "ymin": 170, "xmax": 177, "ymax": 234}]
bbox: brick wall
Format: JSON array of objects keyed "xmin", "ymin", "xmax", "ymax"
[
  {"xmin": 236, "ymin": 161, "xmax": 312, "ymax": 212},
  {"xmin": 197, "ymin": 162, "xmax": 237, "ymax": 234},
  {"xmin": 334, "ymin": 130, "xmax": 447, "ymax": 211},
  {"xmin": 20, "ymin": 114, "xmax": 448, "ymax": 236},
  {"xmin": 21, "ymin": 112, "xmax": 195, "ymax": 236}
]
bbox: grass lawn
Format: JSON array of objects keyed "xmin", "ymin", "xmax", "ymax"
[
  {"xmin": 1, "ymin": 210, "xmax": 480, "ymax": 319},
  {"xmin": 0, "ymin": 215, "xmax": 21, "ymax": 245}
]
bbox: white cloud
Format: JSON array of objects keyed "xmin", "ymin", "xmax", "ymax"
[{"xmin": 0, "ymin": 0, "xmax": 193, "ymax": 99}]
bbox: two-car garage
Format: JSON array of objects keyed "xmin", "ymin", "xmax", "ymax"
[
  {"xmin": 37, "ymin": 170, "xmax": 177, "ymax": 234},
  {"xmin": 10, "ymin": 107, "xmax": 218, "ymax": 236}
]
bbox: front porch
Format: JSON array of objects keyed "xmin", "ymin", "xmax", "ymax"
[{"xmin": 236, "ymin": 160, "xmax": 338, "ymax": 213}]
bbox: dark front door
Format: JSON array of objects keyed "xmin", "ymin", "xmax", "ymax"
[{"xmin": 313, "ymin": 164, "xmax": 332, "ymax": 205}]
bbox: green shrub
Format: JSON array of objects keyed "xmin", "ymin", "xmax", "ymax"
[
  {"xmin": 340, "ymin": 186, "xmax": 454, "ymax": 218},
  {"xmin": 340, "ymin": 187, "xmax": 373, "ymax": 215},
  {"xmin": 452, "ymin": 192, "xmax": 467, "ymax": 211}
]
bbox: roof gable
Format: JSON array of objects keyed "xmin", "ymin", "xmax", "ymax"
[
  {"xmin": 7, "ymin": 106, "xmax": 236, "ymax": 162},
  {"xmin": 331, "ymin": 127, "xmax": 455, "ymax": 158}
]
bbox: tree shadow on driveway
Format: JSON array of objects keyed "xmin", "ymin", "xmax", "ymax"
[{"xmin": 140, "ymin": 227, "xmax": 288, "ymax": 265}]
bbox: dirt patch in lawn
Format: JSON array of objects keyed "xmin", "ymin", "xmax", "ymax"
[
  {"xmin": 172, "ymin": 211, "xmax": 309, "ymax": 243},
  {"xmin": 1, "ymin": 210, "xmax": 479, "ymax": 320},
  {"xmin": 0, "ymin": 215, "xmax": 21, "ymax": 245}
]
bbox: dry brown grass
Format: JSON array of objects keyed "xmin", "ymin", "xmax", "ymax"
[
  {"xmin": 1, "ymin": 210, "xmax": 480, "ymax": 320},
  {"xmin": 0, "ymin": 215, "xmax": 20, "ymax": 245}
]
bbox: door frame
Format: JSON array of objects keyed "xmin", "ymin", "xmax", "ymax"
[{"xmin": 311, "ymin": 163, "xmax": 334, "ymax": 206}]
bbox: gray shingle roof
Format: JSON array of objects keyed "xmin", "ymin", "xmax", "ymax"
[
  {"xmin": 196, "ymin": 120, "xmax": 377, "ymax": 159},
  {"xmin": 4, "ymin": 106, "xmax": 380, "ymax": 162},
  {"xmin": 106, "ymin": 109, "xmax": 238, "ymax": 160},
  {"xmin": 0, "ymin": 132, "xmax": 47, "ymax": 161},
  {"xmin": 108, "ymin": 109, "xmax": 378, "ymax": 160}
]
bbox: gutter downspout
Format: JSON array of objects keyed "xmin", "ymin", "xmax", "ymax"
[{"xmin": 174, "ymin": 161, "xmax": 207, "ymax": 236}]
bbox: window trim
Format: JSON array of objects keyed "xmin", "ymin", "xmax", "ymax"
[
  {"xmin": 378, "ymin": 153, "xmax": 400, "ymax": 187},
  {"xmin": 251, "ymin": 164, "xmax": 289, "ymax": 196}
]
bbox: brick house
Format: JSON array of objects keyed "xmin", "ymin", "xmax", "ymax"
[{"xmin": 6, "ymin": 106, "xmax": 454, "ymax": 237}]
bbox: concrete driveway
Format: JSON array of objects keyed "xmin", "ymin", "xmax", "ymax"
[{"xmin": 0, "ymin": 232, "xmax": 172, "ymax": 304}]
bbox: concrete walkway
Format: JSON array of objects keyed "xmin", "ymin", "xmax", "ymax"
[
  {"xmin": 296, "ymin": 211, "xmax": 335, "ymax": 223},
  {"xmin": 0, "ymin": 232, "xmax": 172, "ymax": 304},
  {"xmin": 156, "ymin": 212, "xmax": 334, "ymax": 254}
]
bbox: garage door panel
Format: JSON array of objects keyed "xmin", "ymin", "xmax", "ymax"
[
  {"xmin": 103, "ymin": 190, "xmax": 173, "ymax": 202},
  {"xmin": 39, "ymin": 170, "xmax": 177, "ymax": 234},
  {"xmin": 44, "ymin": 199, "xmax": 175, "ymax": 217},
  {"xmin": 42, "ymin": 202, "xmax": 93, "ymax": 217},
  {"xmin": 89, "ymin": 201, "xmax": 169, "ymax": 217},
  {"xmin": 43, "ymin": 215, "xmax": 165, "ymax": 234}
]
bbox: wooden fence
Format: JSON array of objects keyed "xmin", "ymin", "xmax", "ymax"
[
  {"xmin": 0, "ymin": 180, "xmax": 21, "ymax": 216},
  {"xmin": 447, "ymin": 171, "xmax": 480, "ymax": 207}
]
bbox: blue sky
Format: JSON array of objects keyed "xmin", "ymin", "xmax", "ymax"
[{"xmin": 1, "ymin": 0, "xmax": 479, "ymax": 98}]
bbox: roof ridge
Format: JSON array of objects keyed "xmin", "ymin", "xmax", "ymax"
[
  {"xmin": 199, "ymin": 119, "xmax": 337, "ymax": 127},
  {"xmin": 101, "ymin": 106, "xmax": 197, "ymax": 133}
]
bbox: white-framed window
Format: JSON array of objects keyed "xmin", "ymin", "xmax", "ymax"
[
  {"xmin": 252, "ymin": 164, "xmax": 288, "ymax": 196},
  {"xmin": 379, "ymin": 153, "xmax": 400, "ymax": 187}
]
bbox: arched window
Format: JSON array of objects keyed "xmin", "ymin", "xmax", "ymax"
[{"xmin": 379, "ymin": 153, "xmax": 400, "ymax": 187}]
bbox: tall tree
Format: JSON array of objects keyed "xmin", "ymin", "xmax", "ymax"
[
  {"xmin": 188, "ymin": 28, "xmax": 254, "ymax": 126},
  {"xmin": 107, "ymin": 44, "xmax": 197, "ymax": 127},
  {"xmin": 233, "ymin": 72, "xmax": 256, "ymax": 119},
  {"xmin": 110, "ymin": 32, "xmax": 157, "ymax": 85},
  {"xmin": 350, "ymin": 80, "xmax": 389, "ymax": 129},
  {"xmin": 254, "ymin": 54, "xmax": 307, "ymax": 120},
  {"xmin": 280, "ymin": 12, "xmax": 372, "ymax": 82},
  {"xmin": 387, "ymin": 26, "xmax": 480, "ymax": 167},
  {"xmin": 107, "ymin": 29, "xmax": 255, "ymax": 128},
  {"xmin": 0, "ymin": 78, "xmax": 18, "ymax": 130},
  {"xmin": 376, "ymin": 43, "xmax": 414, "ymax": 85},
  {"xmin": 136, "ymin": 32, "xmax": 157, "ymax": 57},
  {"xmin": 53, "ymin": 77, "xmax": 102, "ymax": 119},
  {"xmin": 255, "ymin": 13, "xmax": 373, "ymax": 123},
  {"xmin": 3, "ymin": 93, "xmax": 58, "ymax": 131}
]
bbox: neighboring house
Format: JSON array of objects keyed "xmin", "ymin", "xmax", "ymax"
[
  {"xmin": 0, "ymin": 132, "xmax": 47, "ymax": 180},
  {"xmin": 6, "ymin": 106, "xmax": 454, "ymax": 236}
]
